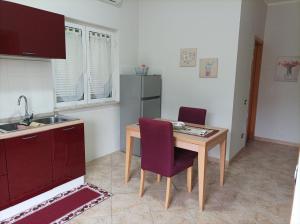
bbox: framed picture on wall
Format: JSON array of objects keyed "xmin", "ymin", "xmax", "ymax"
[
  {"xmin": 180, "ymin": 48, "xmax": 197, "ymax": 67},
  {"xmin": 275, "ymin": 56, "xmax": 300, "ymax": 82},
  {"xmin": 199, "ymin": 58, "xmax": 218, "ymax": 78}
]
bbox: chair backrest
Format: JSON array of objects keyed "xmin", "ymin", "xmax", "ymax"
[
  {"xmin": 178, "ymin": 106, "xmax": 207, "ymax": 125},
  {"xmin": 139, "ymin": 118, "xmax": 174, "ymax": 177}
]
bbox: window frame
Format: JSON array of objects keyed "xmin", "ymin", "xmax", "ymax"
[{"xmin": 52, "ymin": 21, "xmax": 119, "ymax": 109}]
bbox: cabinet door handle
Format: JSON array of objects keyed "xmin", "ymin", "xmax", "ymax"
[
  {"xmin": 63, "ymin": 127, "xmax": 75, "ymax": 131},
  {"xmin": 22, "ymin": 135, "xmax": 37, "ymax": 140},
  {"xmin": 22, "ymin": 52, "xmax": 36, "ymax": 55}
]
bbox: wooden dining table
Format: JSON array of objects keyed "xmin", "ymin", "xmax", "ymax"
[{"xmin": 124, "ymin": 120, "xmax": 228, "ymax": 211}]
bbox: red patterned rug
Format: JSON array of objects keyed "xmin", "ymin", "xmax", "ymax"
[{"xmin": 1, "ymin": 184, "xmax": 111, "ymax": 224}]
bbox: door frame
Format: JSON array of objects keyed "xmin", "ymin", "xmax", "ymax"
[{"xmin": 247, "ymin": 37, "xmax": 264, "ymax": 141}]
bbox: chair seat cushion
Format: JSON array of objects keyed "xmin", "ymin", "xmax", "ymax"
[{"xmin": 172, "ymin": 148, "xmax": 197, "ymax": 176}]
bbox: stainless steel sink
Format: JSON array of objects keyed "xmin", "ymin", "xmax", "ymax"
[
  {"xmin": 0, "ymin": 123, "xmax": 27, "ymax": 133},
  {"xmin": 0, "ymin": 115, "xmax": 76, "ymax": 133},
  {"xmin": 33, "ymin": 116, "xmax": 71, "ymax": 125}
]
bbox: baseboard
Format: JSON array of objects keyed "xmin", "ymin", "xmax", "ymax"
[
  {"xmin": 254, "ymin": 136, "xmax": 300, "ymax": 148},
  {"xmin": 87, "ymin": 148, "xmax": 121, "ymax": 163}
]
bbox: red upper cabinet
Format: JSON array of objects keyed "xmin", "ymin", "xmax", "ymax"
[{"xmin": 0, "ymin": 1, "xmax": 66, "ymax": 59}]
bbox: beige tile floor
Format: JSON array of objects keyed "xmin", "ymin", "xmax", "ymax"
[{"xmin": 71, "ymin": 141, "xmax": 298, "ymax": 224}]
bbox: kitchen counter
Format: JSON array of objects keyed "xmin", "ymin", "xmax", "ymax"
[{"xmin": 0, "ymin": 119, "xmax": 84, "ymax": 140}]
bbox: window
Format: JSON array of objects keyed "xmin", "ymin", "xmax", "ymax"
[{"xmin": 53, "ymin": 22, "xmax": 119, "ymax": 108}]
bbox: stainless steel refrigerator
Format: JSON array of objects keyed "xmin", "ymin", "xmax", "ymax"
[{"xmin": 120, "ymin": 74, "xmax": 162, "ymax": 156}]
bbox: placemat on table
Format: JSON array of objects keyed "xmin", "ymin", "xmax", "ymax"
[{"xmin": 174, "ymin": 125, "xmax": 219, "ymax": 138}]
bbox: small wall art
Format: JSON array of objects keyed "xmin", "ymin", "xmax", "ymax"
[
  {"xmin": 199, "ymin": 58, "xmax": 218, "ymax": 78},
  {"xmin": 180, "ymin": 48, "xmax": 197, "ymax": 67},
  {"xmin": 275, "ymin": 56, "xmax": 300, "ymax": 82}
]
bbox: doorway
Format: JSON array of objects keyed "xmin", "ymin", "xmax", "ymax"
[{"xmin": 247, "ymin": 37, "xmax": 263, "ymax": 141}]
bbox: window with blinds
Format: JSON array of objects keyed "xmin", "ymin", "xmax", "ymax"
[{"xmin": 53, "ymin": 22, "xmax": 118, "ymax": 108}]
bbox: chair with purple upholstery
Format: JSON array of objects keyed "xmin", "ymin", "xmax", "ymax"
[
  {"xmin": 178, "ymin": 106, "xmax": 207, "ymax": 125},
  {"xmin": 177, "ymin": 106, "xmax": 207, "ymax": 158},
  {"xmin": 139, "ymin": 118, "xmax": 197, "ymax": 208}
]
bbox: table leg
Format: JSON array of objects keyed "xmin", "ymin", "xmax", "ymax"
[
  {"xmin": 125, "ymin": 131, "xmax": 134, "ymax": 183},
  {"xmin": 198, "ymin": 146, "xmax": 207, "ymax": 211},
  {"xmin": 220, "ymin": 137, "xmax": 227, "ymax": 186}
]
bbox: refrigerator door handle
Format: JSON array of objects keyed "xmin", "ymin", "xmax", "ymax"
[{"xmin": 141, "ymin": 96, "xmax": 161, "ymax": 101}]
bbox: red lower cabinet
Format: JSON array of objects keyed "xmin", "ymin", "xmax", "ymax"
[
  {"xmin": 5, "ymin": 131, "xmax": 54, "ymax": 203},
  {"xmin": 1, "ymin": 122, "xmax": 85, "ymax": 210},
  {"xmin": 0, "ymin": 175, "xmax": 9, "ymax": 209},
  {"xmin": 0, "ymin": 140, "xmax": 9, "ymax": 209},
  {"xmin": 0, "ymin": 140, "xmax": 7, "ymax": 176},
  {"xmin": 53, "ymin": 124, "xmax": 85, "ymax": 185}
]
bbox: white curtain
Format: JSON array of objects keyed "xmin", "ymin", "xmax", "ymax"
[
  {"xmin": 88, "ymin": 31, "xmax": 112, "ymax": 99},
  {"xmin": 54, "ymin": 27, "xmax": 84, "ymax": 103}
]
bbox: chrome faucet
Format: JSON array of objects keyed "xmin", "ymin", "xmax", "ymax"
[{"xmin": 18, "ymin": 95, "xmax": 33, "ymax": 124}]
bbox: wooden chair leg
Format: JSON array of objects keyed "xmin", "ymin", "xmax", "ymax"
[
  {"xmin": 165, "ymin": 177, "xmax": 172, "ymax": 209},
  {"xmin": 139, "ymin": 169, "xmax": 145, "ymax": 197},
  {"xmin": 187, "ymin": 166, "xmax": 193, "ymax": 193},
  {"xmin": 157, "ymin": 174, "xmax": 161, "ymax": 183}
]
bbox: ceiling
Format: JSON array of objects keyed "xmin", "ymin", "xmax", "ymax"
[{"xmin": 265, "ymin": 0, "xmax": 300, "ymax": 5}]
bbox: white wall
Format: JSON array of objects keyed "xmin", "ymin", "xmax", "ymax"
[
  {"xmin": 230, "ymin": 0, "xmax": 267, "ymax": 159},
  {"xmin": 138, "ymin": 0, "xmax": 242, "ymax": 159},
  {"xmin": 0, "ymin": 0, "xmax": 139, "ymax": 161},
  {"xmin": 256, "ymin": 2, "xmax": 300, "ymax": 144},
  {"xmin": 0, "ymin": 59, "xmax": 54, "ymax": 119}
]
